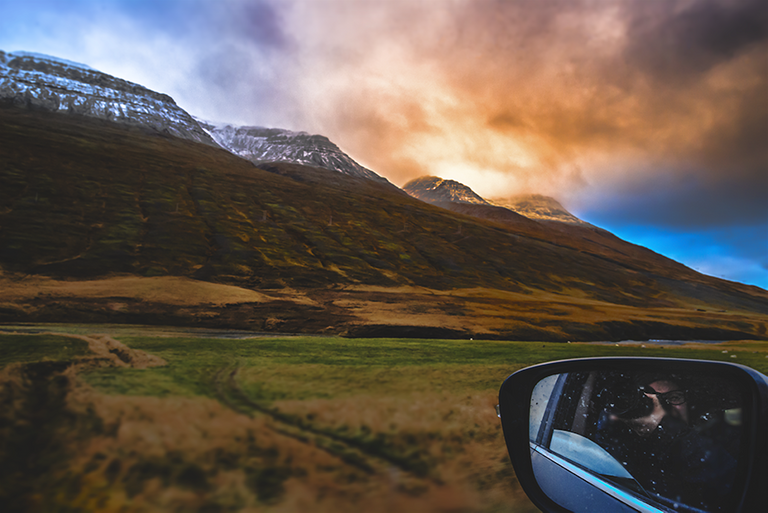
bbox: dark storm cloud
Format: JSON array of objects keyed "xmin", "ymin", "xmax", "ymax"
[
  {"xmin": 580, "ymin": 171, "xmax": 768, "ymax": 228},
  {"xmin": 621, "ymin": 0, "xmax": 768, "ymax": 81},
  {"xmin": 606, "ymin": 0, "xmax": 768, "ymax": 230}
]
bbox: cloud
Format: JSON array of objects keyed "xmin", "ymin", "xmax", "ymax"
[
  {"xmin": 270, "ymin": 0, "xmax": 766, "ymax": 287},
  {"xmin": 621, "ymin": 0, "xmax": 768, "ymax": 81},
  {"xmin": 269, "ymin": 0, "xmax": 766, "ymax": 229},
  {"xmin": 5, "ymin": 1, "xmax": 763, "ymax": 210}
]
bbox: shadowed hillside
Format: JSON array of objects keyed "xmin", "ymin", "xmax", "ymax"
[{"xmin": 1, "ymin": 105, "xmax": 766, "ymax": 340}]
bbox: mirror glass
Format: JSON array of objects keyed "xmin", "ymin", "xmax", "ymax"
[{"xmin": 529, "ymin": 369, "xmax": 748, "ymax": 512}]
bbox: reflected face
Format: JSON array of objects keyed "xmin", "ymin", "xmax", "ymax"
[{"xmin": 648, "ymin": 379, "xmax": 688, "ymax": 424}]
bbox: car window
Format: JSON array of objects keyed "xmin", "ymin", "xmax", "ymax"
[{"xmin": 530, "ymin": 370, "xmax": 748, "ymax": 512}]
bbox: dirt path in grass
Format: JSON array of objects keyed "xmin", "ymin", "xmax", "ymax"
[
  {"xmin": 213, "ymin": 365, "xmax": 439, "ymax": 484},
  {"xmin": 3, "ymin": 331, "xmax": 167, "ymax": 369},
  {"xmin": 71, "ymin": 333, "xmax": 167, "ymax": 368}
]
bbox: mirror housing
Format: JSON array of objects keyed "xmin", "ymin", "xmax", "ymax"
[{"xmin": 498, "ymin": 358, "xmax": 768, "ymax": 512}]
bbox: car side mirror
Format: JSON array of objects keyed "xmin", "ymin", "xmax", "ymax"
[{"xmin": 498, "ymin": 358, "xmax": 768, "ymax": 512}]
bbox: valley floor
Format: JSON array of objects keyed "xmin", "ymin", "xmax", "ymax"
[{"xmin": 1, "ymin": 327, "xmax": 767, "ymax": 512}]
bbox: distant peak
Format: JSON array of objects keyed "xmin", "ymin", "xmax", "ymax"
[
  {"xmin": 406, "ymin": 176, "xmax": 446, "ymax": 190},
  {"xmin": 491, "ymin": 194, "xmax": 591, "ymax": 226},
  {"xmin": 403, "ymin": 176, "xmax": 489, "ymax": 205}
]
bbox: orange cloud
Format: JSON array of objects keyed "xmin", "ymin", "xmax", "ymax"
[{"xmin": 278, "ymin": 0, "xmax": 766, "ymax": 209}]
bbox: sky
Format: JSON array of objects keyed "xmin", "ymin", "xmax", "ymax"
[{"xmin": 2, "ymin": 0, "xmax": 767, "ymax": 289}]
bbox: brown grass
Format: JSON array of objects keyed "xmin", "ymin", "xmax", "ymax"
[
  {"xmin": 318, "ymin": 286, "xmax": 768, "ymax": 340},
  {"xmin": 0, "ymin": 275, "xmax": 272, "ymax": 306},
  {"xmin": 0, "ymin": 330, "xmax": 540, "ymax": 512},
  {"xmin": 52, "ymin": 381, "xmax": 536, "ymax": 512}
]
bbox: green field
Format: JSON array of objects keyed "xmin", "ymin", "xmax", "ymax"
[{"xmin": 1, "ymin": 331, "xmax": 767, "ymax": 512}]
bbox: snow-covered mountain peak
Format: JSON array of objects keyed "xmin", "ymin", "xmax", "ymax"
[
  {"xmin": 197, "ymin": 118, "xmax": 388, "ymax": 183},
  {"xmin": 2, "ymin": 50, "xmax": 387, "ymax": 183},
  {"xmin": 0, "ymin": 50, "xmax": 216, "ymax": 146}
]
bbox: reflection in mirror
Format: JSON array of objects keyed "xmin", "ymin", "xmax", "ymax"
[
  {"xmin": 530, "ymin": 374, "xmax": 559, "ymax": 441},
  {"xmin": 529, "ymin": 369, "xmax": 748, "ymax": 512}
]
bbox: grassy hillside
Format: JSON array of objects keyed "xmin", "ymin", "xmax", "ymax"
[{"xmin": 1, "ymin": 105, "xmax": 767, "ymax": 339}]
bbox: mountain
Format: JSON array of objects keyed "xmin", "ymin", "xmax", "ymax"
[
  {"xmin": 402, "ymin": 176, "xmax": 489, "ymax": 205},
  {"xmin": 198, "ymin": 120, "xmax": 388, "ymax": 183},
  {"xmin": 0, "ymin": 49, "xmax": 390, "ymax": 185},
  {"xmin": 0, "ymin": 50, "xmax": 216, "ymax": 146},
  {"xmin": 2, "ymin": 105, "xmax": 767, "ymax": 341},
  {"xmin": 1, "ymin": 51, "xmax": 766, "ymax": 341},
  {"xmin": 491, "ymin": 194, "xmax": 592, "ymax": 226}
]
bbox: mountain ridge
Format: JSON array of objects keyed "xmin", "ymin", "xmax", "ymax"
[
  {"xmin": 197, "ymin": 119, "xmax": 389, "ymax": 183},
  {"xmin": 0, "ymin": 50, "xmax": 765, "ymax": 340},
  {"xmin": 1, "ymin": 49, "xmax": 385, "ymax": 184}
]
